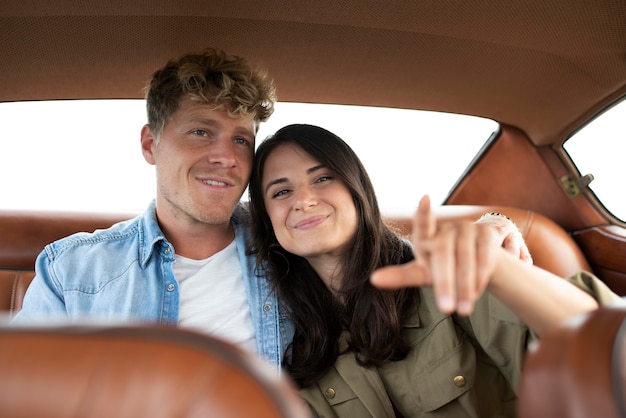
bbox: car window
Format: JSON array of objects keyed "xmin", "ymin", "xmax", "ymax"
[
  {"xmin": 563, "ymin": 98, "xmax": 626, "ymax": 222},
  {"xmin": 0, "ymin": 100, "xmax": 497, "ymax": 215}
]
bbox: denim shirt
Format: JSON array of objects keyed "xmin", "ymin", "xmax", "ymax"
[{"xmin": 12, "ymin": 201, "xmax": 294, "ymax": 371}]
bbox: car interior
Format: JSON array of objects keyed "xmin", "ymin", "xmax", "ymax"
[{"xmin": 1, "ymin": 0, "xmax": 626, "ymax": 416}]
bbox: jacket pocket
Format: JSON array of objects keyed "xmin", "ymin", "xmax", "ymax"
[
  {"xmin": 301, "ymin": 360, "xmax": 397, "ymax": 418},
  {"xmin": 416, "ymin": 335, "xmax": 477, "ymax": 412},
  {"xmin": 380, "ymin": 318, "xmax": 478, "ymax": 414},
  {"xmin": 301, "ymin": 367, "xmax": 374, "ymax": 418}
]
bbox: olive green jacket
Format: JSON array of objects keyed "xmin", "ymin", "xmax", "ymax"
[{"xmin": 300, "ymin": 272, "xmax": 619, "ymax": 418}]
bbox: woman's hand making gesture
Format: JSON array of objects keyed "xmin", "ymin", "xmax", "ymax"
[{"xmin": 371, "ymin": 195, "xmax": 598, "ymax": 335}]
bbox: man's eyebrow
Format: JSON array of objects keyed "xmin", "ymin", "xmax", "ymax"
[
  {"xmin": 264, "ymin": 164, "xmax": 326, "ymax": 195},
  {"xmin": 233, "ymin": 126, "xmax": 256, "ymax": 139},
  {"xmin": 189, "ymin": 117, "xmax": 219, "ymax": 127}
]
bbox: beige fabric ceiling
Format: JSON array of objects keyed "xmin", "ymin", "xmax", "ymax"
[{"xmin": 1, "ymin": 0, "xmax": 625, "ymax": 145}]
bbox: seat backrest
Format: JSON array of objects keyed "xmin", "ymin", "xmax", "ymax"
[
  {"xmin": 0, "ymin": 270, "xmax": 33, "ymax": 315},
  {"xmin": 0, "ymin": 205, "xmax": 591, "ymax": 316},
  {"xmin": 517, "ymin": 305, "xmax": 626, "ymax": 418},
  {"xmin": 0, "ymin": 210, "xmax": 135, "ymax": 316},
  {"xmin": 0, "ymin": 325, "xmax": 311, "ymax": 418},
  {"xmin": 384, "ymin": 204, "xmax": 592, "ymax": 279}
]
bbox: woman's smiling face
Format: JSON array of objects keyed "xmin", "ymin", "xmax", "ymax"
[{"xmin": 261, "ymin": 143, "xmax": 358, "ymax": 260}]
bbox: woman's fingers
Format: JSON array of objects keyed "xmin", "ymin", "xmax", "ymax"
[
  {"xmin": 372, "ymin": 195, "xmax": 502, "ymax": 316},
  {"xmin": 429, "ymin": 222, "xmax": 495, "ymax": 315},
  {"xmin": 413, "ymin": 195, "xmax": 436, "ymax": 243},
  {"xmin": 448, "ymin": 222, "xmax": 476, "ymax": 315},
  {"xmin": 476, "ymin": 214, "xmax": 534, "ymax": 265},
  {"xmin": 502, "ymin": 234, "xmax": 533, "ymax": 265},
  {"xmin": 428, "ymin": 222, "xmax": 460, "ymax": 314},
  {"xmin": 370, "ymin": 261, "xmax": 430, "ymax": 288}
]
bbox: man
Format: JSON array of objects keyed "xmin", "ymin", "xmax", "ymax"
[
  {"xmin": 13, "ymin": 48, "xmax": 529, "ymax": 372},
  {"xmin": 13, "ymin": 48, "xmax": 290, "ymax": 370}
]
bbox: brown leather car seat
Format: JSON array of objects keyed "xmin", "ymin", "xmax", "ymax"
[
  {"xmin": 0, "ymin": 210, "xmax": 134, "ymax": 317},
  {"xmin": 0, "ymin": 325, "xmax": 311, "ymax": 418},
  {"xmin": 0, "ymin": 205, "xmax": 593, "ymax": 316},
  {"xmin": 517, "ymin": 305, "xmax": 626, "ymax": 418},
  {"xmin": 0, "ymin": 270, "xmax": 33, "ymax": 316}
]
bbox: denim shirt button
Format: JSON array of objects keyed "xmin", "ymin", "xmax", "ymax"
[
  {"xmin": 167, "ymin": 284, "xmax": 175, "ymax": 291},
  {"xmin": 263, "ymin": 304, "xmax": 271, "ymax": 312},
  {"xmin": 164, "ymin": 247, "xmax": 171, "ymax": 254}
]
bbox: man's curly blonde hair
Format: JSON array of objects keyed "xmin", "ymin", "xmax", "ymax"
[{"xmin": 145, "ymin": 48, "xmax": 276, "ymax": 139}]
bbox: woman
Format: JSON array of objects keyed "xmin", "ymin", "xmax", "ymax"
[{"xmin": 248, "ymin": 124, "xmax": 615, "ymax": 417}]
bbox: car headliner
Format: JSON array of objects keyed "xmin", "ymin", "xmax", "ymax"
[{"xmin": 1, "ymin": 0, "xmax": 625, "ymax": 146}]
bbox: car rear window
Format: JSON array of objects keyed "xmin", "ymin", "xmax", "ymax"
[{"xmin": 0, "ymin": 100, "xmax": 497, "ymax": 215}]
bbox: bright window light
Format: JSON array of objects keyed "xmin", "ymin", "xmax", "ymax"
[{"xmin": 0, "ymin": 100, "xmax": 497, "ymax": 215}]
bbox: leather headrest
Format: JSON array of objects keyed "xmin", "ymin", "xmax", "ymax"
[{"xmin": 0, "ymin": 325, "xmax": 310, "ymax": 418}]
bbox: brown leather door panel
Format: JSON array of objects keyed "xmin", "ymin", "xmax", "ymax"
[
  {"xmin": 449, "ymin": 125, "xmax": 626, "ymax": 296},
  {"xmin": 573, "ymin": 226, "xmax": 626, "ymax": 296},
  {"xmin": 446, "ymin": 125, "xmax": 589, "ymax": 230}
]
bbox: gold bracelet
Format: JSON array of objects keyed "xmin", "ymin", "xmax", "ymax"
[
  {"xmin": 485, "ymin": 212, "xmax": 512, "ymax": 221},
  {"xmin": 477, "ymin": 212, "xmax": 519, "ymax": 231}
]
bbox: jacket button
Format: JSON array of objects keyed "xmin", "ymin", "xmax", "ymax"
[
  {"xmin": 453, "ymin": 375, "xmax": 466, "ymax": 387},
  {"xmin": 263, "ymin": 304, "xmax": 271, "ymax": 312},
  {"xmin": 167, "ymin": 284, "xmax": 175, "ymax": 291},
  {"xmin": 324, "ymin": 388, "xmax": 336, "ymax": 399}
]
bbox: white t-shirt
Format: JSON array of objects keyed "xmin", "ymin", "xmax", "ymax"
[{"xmin": 174, "ymin": 239, "xmax": 257, "ymax": 353}]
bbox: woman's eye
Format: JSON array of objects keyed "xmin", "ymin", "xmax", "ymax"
[
  {"xmin": 314, "ymin": 175, "xmax": 332, "ymax": 183},
  {"xmin": 272, "ymin": 189, "xmax": 290, "ymax": 198}
]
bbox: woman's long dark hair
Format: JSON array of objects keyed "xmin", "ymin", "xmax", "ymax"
[{"xmin": 248, "ymin": 124, "xmax": 417, "ymax": 387}]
